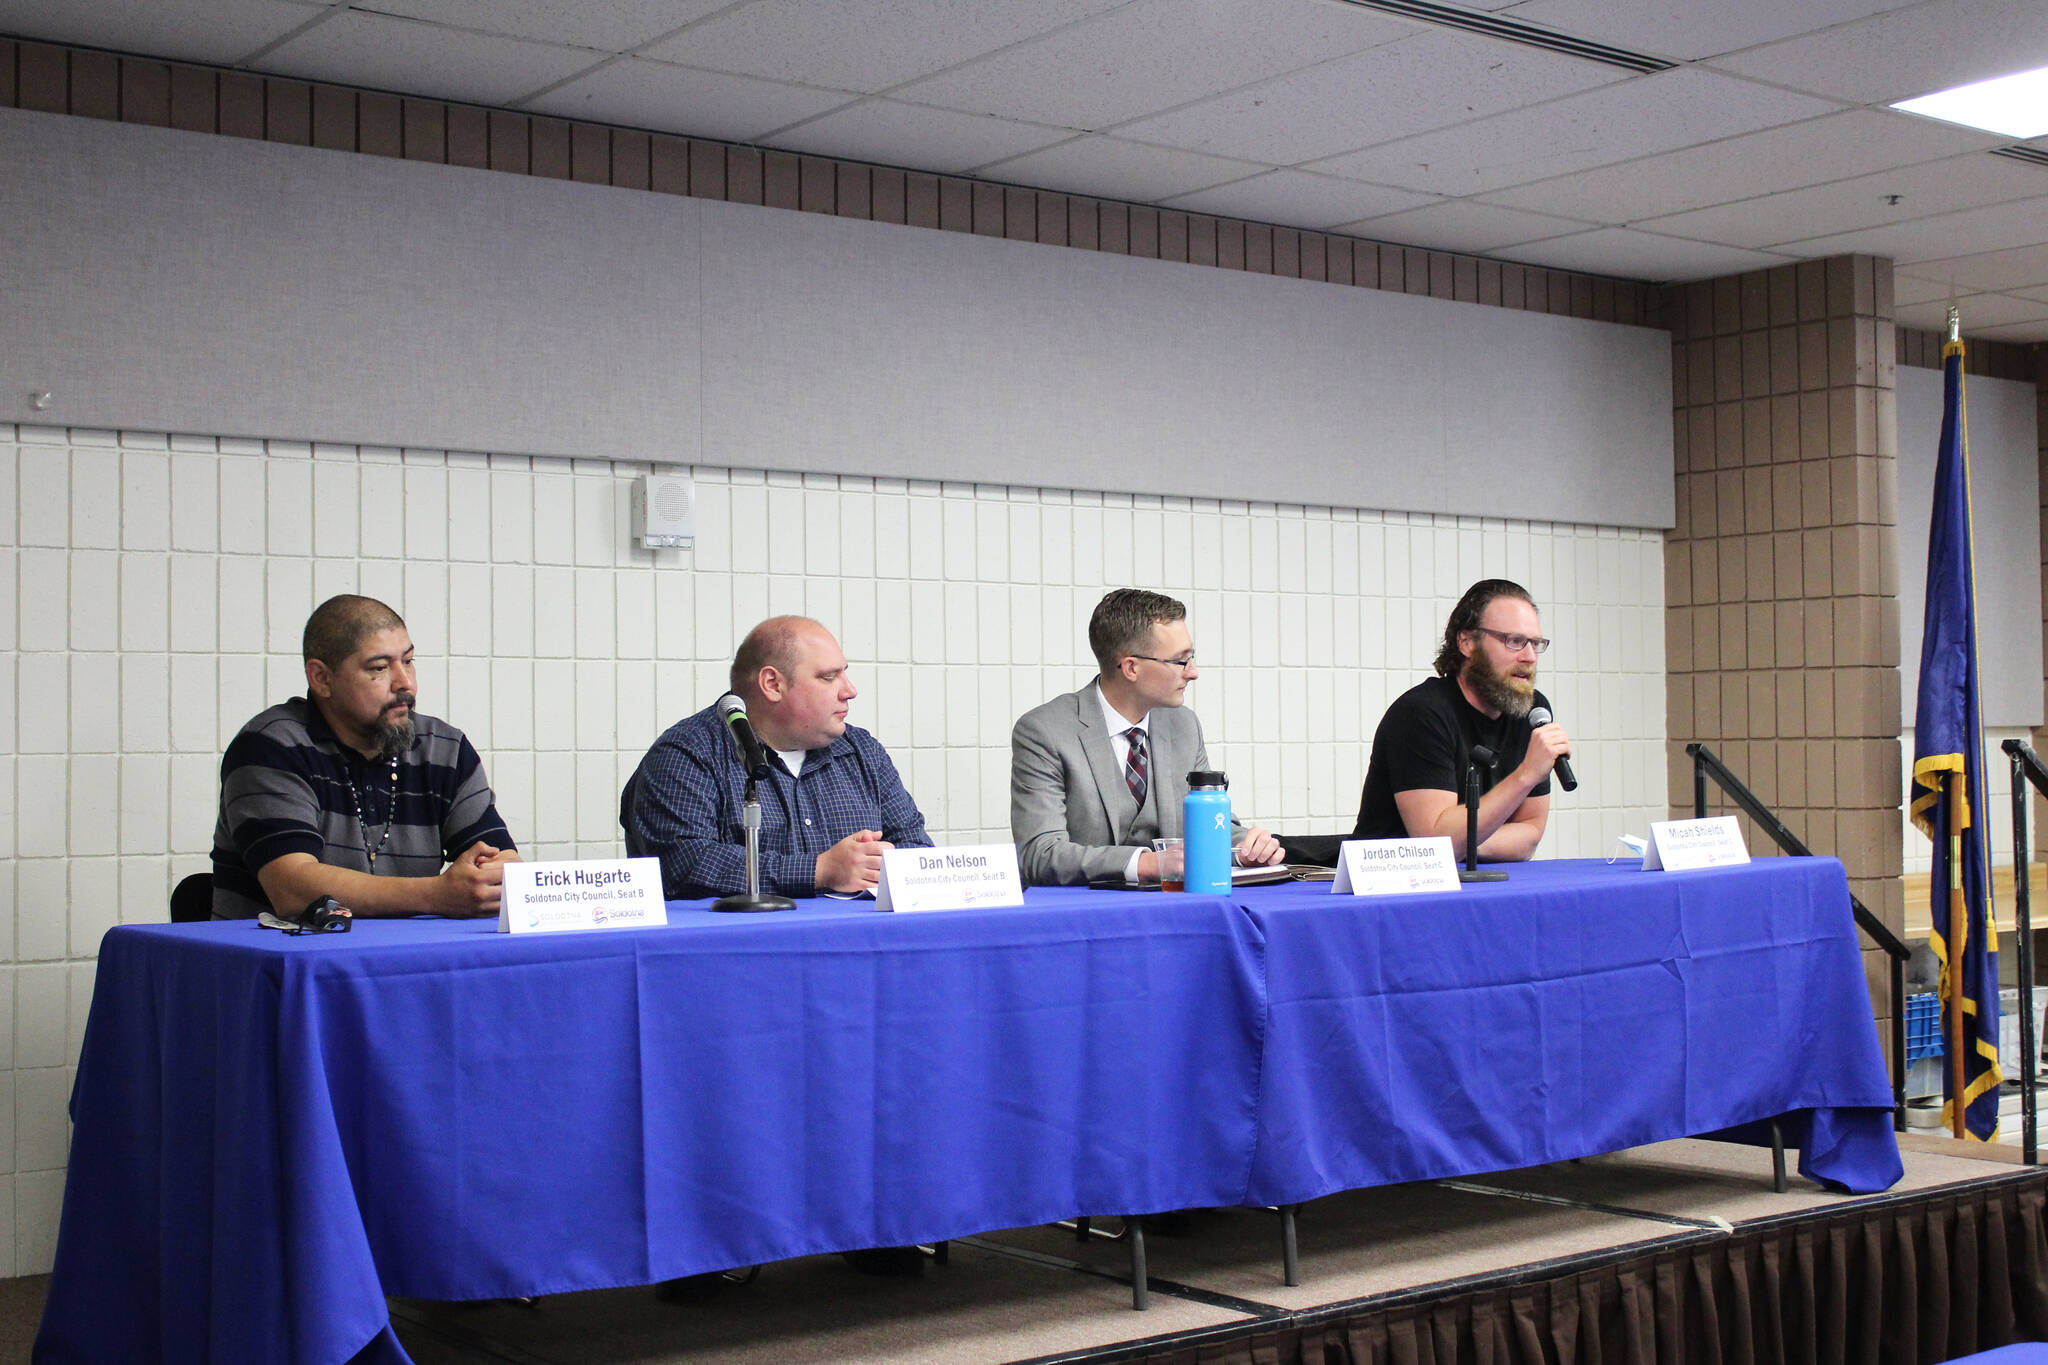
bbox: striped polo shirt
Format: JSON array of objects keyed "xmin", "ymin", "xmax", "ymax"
[{"xmin": 211, "ymin": 696, "xmax": 515, "ymax": 919}]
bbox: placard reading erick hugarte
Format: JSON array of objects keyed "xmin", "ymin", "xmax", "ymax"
[
  {"xmin": 875, "ymin": 844, "xmax": 1026, "ymax": 914},
  {"xmin": 499, "ymin": 858, "xmax": 666, "ymax": 934}
]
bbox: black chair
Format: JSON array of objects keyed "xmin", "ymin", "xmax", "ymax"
[
  {"xmin": 169, "ymin": 872, "xmax": 213, "ymax": 923},
  {"xmin": 1278, "ymin": 833, "xmax": 1346, "ymax": 867}
]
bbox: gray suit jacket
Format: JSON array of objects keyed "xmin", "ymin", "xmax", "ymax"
[{"xmin": 1010, "ymin": 681, "xmax": 1241, "ymax": 887}]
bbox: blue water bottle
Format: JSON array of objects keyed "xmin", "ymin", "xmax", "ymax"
[{"xmin": 1183, "ymin": 770, "xmax": 1233, "ymax": 896}]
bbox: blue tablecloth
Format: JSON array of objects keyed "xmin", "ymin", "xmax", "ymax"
[
  {"xmin": 34, "ymin": 859, "xmax": 1900, "ymax": 1365},
  {"xmin": 36, "ymin": 890, "xmax": 1265, "ymax": 1365},
  {"xmin": 1241, "ymin": 858, "xmax": 1902, "ymax": 1203}
]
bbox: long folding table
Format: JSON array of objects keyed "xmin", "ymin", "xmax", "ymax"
[{"xmin": 34, "ymin": 858, "xmax": 1900, "ymax": 1365}]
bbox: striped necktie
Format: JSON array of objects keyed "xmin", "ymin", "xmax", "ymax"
[{"xmin": 1122, "ymin": 727, "xmax": 1149, "ymax": 809}]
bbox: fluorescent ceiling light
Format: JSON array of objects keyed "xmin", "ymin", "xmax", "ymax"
[{"xmin": 1892, "ymin": 64, "xmax": 2048, "ymax": 139}]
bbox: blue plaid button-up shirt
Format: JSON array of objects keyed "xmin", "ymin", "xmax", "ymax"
[{"xmin": 622, "ymin": 701, "xmax": 931, "ymax": 900}]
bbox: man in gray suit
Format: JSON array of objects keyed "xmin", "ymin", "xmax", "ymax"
[{"xmin": 1011, "ymin": 588, "xmax": 1286, "ymax": 886}]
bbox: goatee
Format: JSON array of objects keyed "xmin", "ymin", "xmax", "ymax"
[
  {"xmin": 1465, "ymin": 649, "xmax": 1535, "ymax": 719},
  {"xmin": 373, "ymin": 698, "xmax": 416, "ymax": 761}
]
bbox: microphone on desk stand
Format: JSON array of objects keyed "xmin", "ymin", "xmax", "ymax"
[
  {"xmin": 1460, "ymin": 745, "xmax": 1508, "ymax": 883},
  {"xmin": 711, "ymin": 693, "xmax": 795, "ymax": 914},
  {"xmin": 1528, "ymin": 706, "xmax": 1577, "ymax": 793}
]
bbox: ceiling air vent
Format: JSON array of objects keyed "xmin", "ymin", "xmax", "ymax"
[
  {"xmin": 1989, "ymin": 145, "xmax": 2048, "ymax": 169},
  {"xmin": 1334, "ymin": 0, "xmax": 1677, "ymax": 74}
]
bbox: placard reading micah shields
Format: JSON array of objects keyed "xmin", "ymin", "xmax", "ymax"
[{"xmin": 1643, "ymin": 817, "xmax": 1750, "ymax": 871}]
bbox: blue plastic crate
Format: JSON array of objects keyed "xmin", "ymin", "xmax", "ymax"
[{"xmin": 1905, "ymin": 992, "xmax": 1943, "ymax": 1063}]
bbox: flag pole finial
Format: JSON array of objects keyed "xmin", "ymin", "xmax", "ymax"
[{"xmin": 1947, "ymin": 305, "xmax": 1961, "ymax": 344}]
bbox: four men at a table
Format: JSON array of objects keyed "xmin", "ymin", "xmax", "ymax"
[{"xmin": 213, "ymin": 583, "xmax": 1570, "ymax": 918}]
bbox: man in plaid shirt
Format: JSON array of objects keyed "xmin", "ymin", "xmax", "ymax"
[{"xmin": 623, "ymin": 616, "xmax": 930, "ymax": 900}]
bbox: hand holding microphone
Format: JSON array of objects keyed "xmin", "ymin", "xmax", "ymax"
[{"xmin": 1526, "ymin": 706, "xmax": 1577, "ymax": 792}]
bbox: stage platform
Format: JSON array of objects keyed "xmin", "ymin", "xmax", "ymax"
[{"xmin": 382, "ymin": 1137, "xmax": 2048, "ymax": 1365}]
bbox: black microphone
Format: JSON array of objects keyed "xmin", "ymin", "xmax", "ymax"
[
  {"xmin": 718, "ymin": 693, "xmax": 771, "ymax": 778},
  {"xmin": 1527, "ymin": 706, "xmax": 1577, "ymax": 792}
]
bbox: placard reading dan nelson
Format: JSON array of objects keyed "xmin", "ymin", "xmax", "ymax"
[{"xmin": 875, "ymin": 845, "xmax": 1026, "ymax": 914}]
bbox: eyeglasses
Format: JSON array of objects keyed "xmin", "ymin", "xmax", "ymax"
[
  {"xmin": 1128, "ymin": 653, "xmax": 1196, "ymax": 673},
  {"xmin": 1472, "ymin": 627, "xmax": 1550, "ymax": 655}
]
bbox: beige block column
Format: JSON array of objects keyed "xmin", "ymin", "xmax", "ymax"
[{"xmin": 1658, "ymin": 256, "xmax": 1904, "ymax": 1037}]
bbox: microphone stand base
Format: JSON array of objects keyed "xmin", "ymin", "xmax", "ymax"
[
  {"xmin": 1458, "ymin": 868, "xmax": 1508, "ymax": 883},
  {"xmin": 710, "ymin": 893, "xmax": 797, "ymax": 913}
]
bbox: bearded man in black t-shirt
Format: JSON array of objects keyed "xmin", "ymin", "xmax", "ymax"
[{"xmin": 1352, "ymin": 579, "xmax": 1572, "ymax": 861}]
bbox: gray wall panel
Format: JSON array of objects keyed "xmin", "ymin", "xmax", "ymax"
[
  {"xmin": 1, "ymin": 106, "xmax": 704, "ymax": 460},
  {"xmin": 3, "ymin": 104, "xmax": 1673, "ymax": 527},
  {"xmin": 1898, "ymin": 365, "xmax": 2042, "ymax": 730},
  {"xmin": 698, "ymin": 198, "xmax": 1673, "ymax": 525}
]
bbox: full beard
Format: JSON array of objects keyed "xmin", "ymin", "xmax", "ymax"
[{"xmin": 1464, "ymin": 651, "xmax": 1535, "ymax": 719}]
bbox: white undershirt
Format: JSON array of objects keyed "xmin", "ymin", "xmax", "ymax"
[
  {"xmin": 1094, "ymin": 682, "xmax": 1152, "ymax": 883},
  {"xmin": 775, "ymin": 747, "xmax": 806, "ymax": 779}
]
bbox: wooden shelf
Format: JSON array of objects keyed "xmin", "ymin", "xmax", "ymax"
[{"xmin": 1904, "ymin": 865, "xmax": 2048, "ymax": 940}]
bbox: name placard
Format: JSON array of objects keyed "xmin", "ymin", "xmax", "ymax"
[
  {"xmin": 1331, "ymin": 837, "xmax": 1461, "ymax": 896},
  {"xmin": 499, "ymin": 858, "xmax": 667, "ymax": 933},
  {"xmin": 875, "ymin": 844, "xmax": 1026, "ymax": 914},
  {"xmin": 1644, "ymin": 816, "xmax": 1751, "ymax": 871}
]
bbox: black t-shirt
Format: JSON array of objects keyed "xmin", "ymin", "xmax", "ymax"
[{"xmin": 1352, "ymin": 676, "xmax": 1553, "ymax": 839}]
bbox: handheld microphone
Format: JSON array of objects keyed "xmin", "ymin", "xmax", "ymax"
[
  {"xmin": 1527, "ymin": 706, "xmax": 1577, "ymax": 792},
  {"xmin": 717, "ymin": 693, "xmax": 772, "ymax": 778}
]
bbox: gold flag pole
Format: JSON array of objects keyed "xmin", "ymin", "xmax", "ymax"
[
  {"xmin": 1950, "ymin": 770, "xmax": 1968, "ymax": 1138},
  {"xmin": 1945, "ymin": 303, "xmax": 1967, "ymax": 1139}
]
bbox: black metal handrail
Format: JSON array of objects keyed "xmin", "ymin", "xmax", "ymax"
[
  {"xmin": 2002, "ymin": 738, "xmax": 2045, "ymax": 1164},
  {"xmin": 1686, "ymin": 743, "xmax": 1910, "ymax": 1130}
]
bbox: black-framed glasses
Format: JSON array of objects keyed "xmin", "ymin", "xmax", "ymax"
[
  {"xmin": 1128, "ymin": 653, "xmax": 1196, "ymax": 673},
  {"xmin": 1473, "ymin": 627, "xmax": 1550, "ymax": 655}
]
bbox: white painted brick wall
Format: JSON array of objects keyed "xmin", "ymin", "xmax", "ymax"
[{"xmin": 0, "ymin": 420, "xmax": 1669, "ymax": 1275}]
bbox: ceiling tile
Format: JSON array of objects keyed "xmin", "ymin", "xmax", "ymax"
[
  {"xmin": 1114, "ymin": 29, "xmax": 1625, "ymax": 166},
  {"xmin": 640, "ymin": 0, "xmax": 1126, "ymax": 94},
  {"xmin": 256, "ymin": 8, "xmax": 601, "ymax": 106},
  {"xmin": 521, "ymin": 56, "xmax": 850, "ymax": 141},
  {"xmin": 1905, "ymin": 242, "xmax": 2048, "ymax": 293},
  {"xmin": 2014, "ymin": 284, "xmax": 2048, "ymax": 304},
  {"xmin": 1159, "ymin": 170, "xmax": 1439, "ymax": 231},
  {"xmin": 763, "ymin": 99, "xmax": 1073, "ymax": 176},
  {"xmin": 891, "ymin": 0, "xmax": 1418, "ymax": 132},
  {"xmin": 1306, "ymin": 66, "xmax": 1841, "ymax": 197},
  {"xmin": 1334, "ymin": 199, "xmax": 1594, "ymax": 255},
  {"xmin": 1895, "ymin": 292, "xmax": 2048, "ymax": 330},
  {"xmin": 977, "ymin": 135, "xmax": 1265, "ymax": 204},
  {"xmin": 1494, "ymin": 0, "xmax": 1919, "ymax": 63},
  {"xmin": 1957, "ymin": 319, "xmax": 2048, "ymax": 342},
  {"xmin": 1892, "ymin": 271, "xmax": 1963, "ymax": 306},
  {"xmin": 1480, "ymin": 109, "xmax": 2002, "ymax": 224},
  {"xmin": 1493, "ymin": 228, "xmax": 1792, "ymax": 282},
  {"xmin": 364, "ymin": 0, "xmax": 732, "ymax": 53},
  {"xmin": 1704, "ymin": 0, "xmax": 2048, "ymax": 105},
  {"xmin": 1777, "ymin": 193, "xmax": 2048, "ymax": 263},
  {"xmin": 0, "ymin": 0, "xmax": 323, "ymax": 66},
  {"xmin": 1635, "ymin": 151, "xmax": 2048, "ymax": 249}
]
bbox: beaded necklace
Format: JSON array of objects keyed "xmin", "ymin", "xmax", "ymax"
[{"xmin": 351, "ymin": 755, "xmax": 402, "ymax": 869}]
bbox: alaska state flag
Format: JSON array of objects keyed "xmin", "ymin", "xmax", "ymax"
[{"xmin": 1909, "ymin": 334, "xmax": 2001, "ymax": 1140}]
